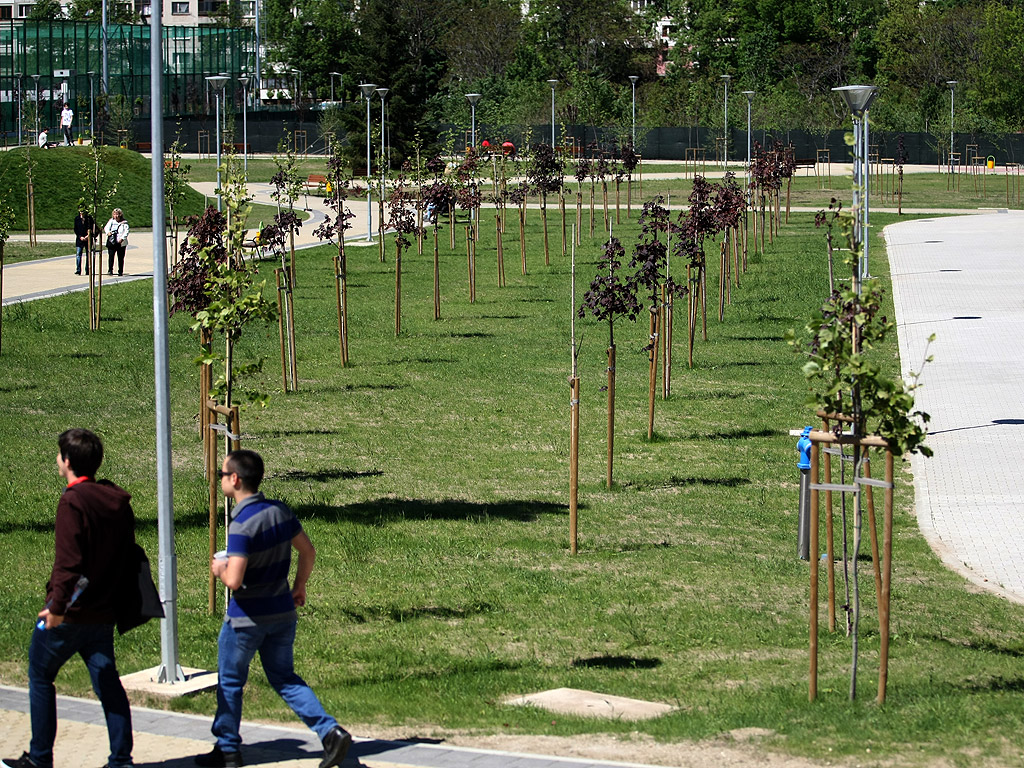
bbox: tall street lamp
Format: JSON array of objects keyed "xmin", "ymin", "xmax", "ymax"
[
  {"xmin": 238, "ymin": 74, "xmax": 250, "ymax": 176},
  {"xmin": 31, "ymin": 74, "xmax": 40, "ymax": 138},
  {"xmin": 946, "ymin": 80, "xmax": 957, "ymax": 169},
  {"xmin": 359, "ymin": 82, "xmax": 377, "ymax": 241},
  {"xmin": 832, "ymin": 85, "xmax": 878, "ymax": 289},
  {"xmin": 87, "ymin": 70, "xmax": 95, "ymax": 139},
  {"xmin": 720, "ymin": 74, "xmax": 730, "ymax": 169},
  {"xmin": 546, "ymin": 78, "xmax": 558, "ymax": 147},
  {"xmin": 205, "ymin": 74, "xmax": 229, "ymax": 210},
  {"xmin": 628, "ymin": 75, "xmax": 639, "ymax": 146},
  {"xmin": 329, "ymin": 71, "xmax": 342, "ymax": 104},
  {"xmin": 291, "ymin": 69, "xmax": 301, "ymax": 109},
  {"xmin": 14, "ymin": 72, "xmax": 21, "ymax": 146},
  {"xmin": 742, "ymin": 90, "xmax": 754, "ymax": 192},
  {"xmin": 466, "ymin": 92, "xmax": 481, "ymax": 150},
  {"xmin": 376, "ymin": 87, "xmax": 388, "ymax": 190}
]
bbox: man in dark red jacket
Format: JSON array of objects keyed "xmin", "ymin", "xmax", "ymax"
[{"xmin": 2, "ymin": 429, "xmax": 135, "ymax": 768}]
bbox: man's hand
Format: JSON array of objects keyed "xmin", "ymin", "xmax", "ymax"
[
  {"xmin": 291, "ymin": 584, "xmax": 307, "ymax": 607},
  {"xmin": 38, "ymin": 608, "xmax": 64, "ymax": 630},
  {"xmin": 211, "ymin": 557, "xmax": 227, "ymax": 579}
]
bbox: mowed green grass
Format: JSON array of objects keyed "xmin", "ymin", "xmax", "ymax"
[{"xmin": 0, "ymin": 204, "xmax": 1022, "ymax": 767}]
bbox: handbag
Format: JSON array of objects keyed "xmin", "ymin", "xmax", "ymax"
[
  {"xmin": 116, "ymin": 543, "xmax": 165, "ymax": 635},
  {"xmin": 106, "ymin": 231, "xmax": 118, "ymax": 248}
]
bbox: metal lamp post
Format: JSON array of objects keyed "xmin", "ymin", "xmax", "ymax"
[
  {"xmin": 359, "ymin": 82, "xmax": 377, "ymax": 241},
  {"xmin": 31, "ymin": 74, "xmax": 40, "ymax": 138},
  {"xmin": 14, "ymin": 72, "xmax": 21, "ymax": 146},
  {"xmin": 628, "ymin": 75, "xmax": 639, "ymax": 146},
  {"xmin": 946, "ymin": 80, "xmax": 957, "ymax": 169},
  {"xmin": 329, "ymin": 71, "xmax": 342, "ymax": 104},
  {"xmin": 205, "ymin": 75, "xmax": 229, "ymax": 210},
  {"xmin": 466, "ymin": 92, "xmax": 481, "ymax": 150},
  {"xmin": 720, "ymin": 74, "xmax": 730, "ymax": 169},
  {"xmin": 546, "ymin": 78, "xmax": 558, "ymax": 147},
  {"xmin": 87, "ymin": 70, "xmax": 95, "ymax": 139},
  {"xmin": 292, "ymin": 69, "xmax": 301, "ymax": 108},
  {"xmin": 376, "ymin": 87, "xmax": 388, "ymax": 192},
  {"xmin": 832, "ymin": 85, "xmax": 878, "ymax": 289},
  {"xmin": 238, "ymin": 74, "xmax": 250, "ymax": 176},
  {"xmin": 742, "ymin": 90, "xmax": 754, "ymax": 199}
]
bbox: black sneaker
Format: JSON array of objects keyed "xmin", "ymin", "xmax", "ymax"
[
  {"xmin": 193, "ymin": 747, "xmax": 243, "ymax": 768},
  {"xmin": 1, "ymin": 753, "xmax": 40, "ymax": 768},
  {"xmin": 74, "ymin": 270, "xmax": 81, "ymax": 275},
  {"xmin": 319, "ymin": 726, "xmax": 352, "ymax": 768}
]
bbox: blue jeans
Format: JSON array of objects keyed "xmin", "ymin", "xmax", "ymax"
[
  {"xmin": 75, "ymin": 245, "xmax": 89, "ymax": 274},
  {"xmin": 28, "ymin": 622, "xmax": 133, "ymax": 768},
  {"xmin": 213, "ymin": 620, "xmax": 337, "ymax": 752}
]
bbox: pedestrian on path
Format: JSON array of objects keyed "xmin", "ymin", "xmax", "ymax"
[
  {"xmin": 195, "ymin": 449, "xmax": 352, "ymax": 768},
  {"xmin": 2, "ymin": 428, "xmax": 136, "ymax": 768},
  {"xmin": 74, "ymin": 209, "xmax": 94, "ymax": 275},
  {"xmin": 103, "ymin": 209, "xmax": 128, "ymax": 277},
  {"xmin": 60, "ymin": 104, "xmax": 73, "ymax": 146}
]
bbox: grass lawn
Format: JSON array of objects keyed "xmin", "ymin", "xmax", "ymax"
[
  {"xmin": 0, "ymin": 201, "xmax": 1021, "ymax": 767},
  {"xmin": 0, "ymin": 147, "xmax": 207, "ymax": 231}
]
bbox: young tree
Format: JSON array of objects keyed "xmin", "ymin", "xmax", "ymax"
[
  {"xmin": 578, "ymin": 235, "xmax": 641, "ymax": 486},
  {"xmin": 527, "ymin": 143, "xmax": 564, "ymax": 265}
]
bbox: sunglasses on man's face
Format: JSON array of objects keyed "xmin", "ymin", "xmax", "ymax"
[{"xmin": 217, "ymin": 470, "xmax": 234, "ymax": 479}]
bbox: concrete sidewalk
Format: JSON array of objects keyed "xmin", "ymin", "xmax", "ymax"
[
  {"xmin": 0, "ymin": 685, "xmax": 672, "ymax": 768},
  {"xmin": 886, "ymin": 210, "xmax": 1024, "ymax": 604}
]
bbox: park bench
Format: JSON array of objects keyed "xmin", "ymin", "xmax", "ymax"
[
  {"xmin": 795, "ymin": 158, "xmax": 816, "ymax": 175},
  {"xmin": 303, "ymin": 174, "xmax": 328, "ymax": 209},
  {"xmin": 136, "ymin": 141, "xmax": 152, "ymax": 152}
]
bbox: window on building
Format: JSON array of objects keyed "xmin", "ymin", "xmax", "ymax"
[
  {"xmin": 18, "ymin": 4, "xmax": 30, "ymax": 15},
  {"xmin": 0, "ymin": 6, "xmax": 13, "ymax": 19},
  {"xmin": 171, "ymin": 1, "xmax": 188, "ymax": 12}
]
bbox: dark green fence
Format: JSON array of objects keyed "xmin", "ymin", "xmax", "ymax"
[{"xmin": 0, "ymin": 19, "xmax": 254, "ymax": 136}]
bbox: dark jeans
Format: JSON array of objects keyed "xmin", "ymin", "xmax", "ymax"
[
  {"xmin": 62, "ymin": 126, "xmax": 73, "ymax": 145},
  {"xmin": 213, "ymin": 620, "xmax": 337, "ymax": 752},
  {"xmin": 28, "ymin": 622, "xmax": 133, "ymax": 767},
  {"xmin": 107, "ymin": 242, "xmax": 126, "ymax": 275},
  {"xmin": 75, "ymin": 245, "xmax": 89, "ymax": 274}
]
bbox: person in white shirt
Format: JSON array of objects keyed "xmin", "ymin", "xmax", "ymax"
[
  {"xmin": 60, "ymin": 104, "xmax": 74, "ymax": 146},
  {"xmin": 38, "ymin": 129, "xmax": 50, "ymax": 149},
  {"xmin": 103, "ymin": 208, "xmax": 129, "ymax": 276}
]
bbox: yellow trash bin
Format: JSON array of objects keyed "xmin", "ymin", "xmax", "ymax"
[{"xmin": 987, "ymin": 156, "xmax": 995, "ymax": 169}]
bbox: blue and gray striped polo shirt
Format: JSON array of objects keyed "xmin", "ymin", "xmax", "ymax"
[{"xmin": 225, "ymin": 491, "xmax": 301, "ymax": 627}]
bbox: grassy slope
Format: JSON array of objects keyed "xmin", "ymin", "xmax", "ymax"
[
  {"xmin": 0, "ymin": 147, "xmax": 207, "ymax": 231},
  {"xmin": 0, "ymin": 205, "xmax": 1021, "ymax": 766}
]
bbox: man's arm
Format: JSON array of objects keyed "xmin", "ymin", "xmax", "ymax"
[
  {"xmin": 212, "ymin": 555, "xmax": 247, "ymax": 591},
  {"xmin": 291, "ymin": 530, "xmax": 316, "ymax": 607}
]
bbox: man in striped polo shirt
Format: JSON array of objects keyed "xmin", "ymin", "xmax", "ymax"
[{"xmin": 194, "ymin": 449, "xmax": 352, "ymax": 768}]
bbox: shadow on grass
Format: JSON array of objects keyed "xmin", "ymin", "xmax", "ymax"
[
  {"xmin": 623, "ymin": 475, "xmax": 752, "ymax": 490},
  {"xmin": 383, "ymin": 357, "xmax": 457, "ymax": 365},
  {"xmin": 445, "ymin": 332, "xmax": 495, "ymax": 339},
  {"xmin": 312, "ymin": 382, "xmax": 406, "ymax": 394},
  {"xmin": 0, "ymin": 383, "xmax": 38, "ymax": 393},
  {"xmin": 276, "ymin": 468, "xmax": 383, "ymax": 482},
  {"xmin": 294, "ymin": 497, "xmax": 569, "ymax": 525},
  {"xmin": 930, "ymin": 635, "xmax": 1024, "ymax": 658},
  {"xmin": 572, "ymin": 655, "xmax": 662, "ymax": 670},
  {"xmin": 680, "ymin": 428, "xmax": 777, "ymax": 441},
  {"xmin": 340, "ymin": 601, "xmax": 497, "ymax": 624},
  {"xmin": 258, "ymin": 428, "xmax": 339, "ymax": 438}
]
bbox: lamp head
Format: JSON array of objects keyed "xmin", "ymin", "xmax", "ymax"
[
  {"xmin": 359, "ymin": 82, "xmax": 377, "ymax": 99},
  {"xmin": 238, "ymin": 74, "xmax": 250, "ymax": 87},
  {"xmin": 205, "ymin": 75, "xmax": 229, "ymax": 91},
  {"xmin": 832, "ymin": 85, "xmax": 878, "ymax": 117},
  {"xmin": 946, "ymin": 80, "xmax": 958, "ymax": 88},
  {"xmin": 330, "ymin": 71, "xmax": 342, "ymax": 77},
  {"xmin": 465, "ymin": 92, "xmax": 482, "ymax": 106},
  {"xmin": 547, "ymin": 79, "xmax": 558, "ymax": 89},
  {"xmin": 628, "ymin": 75, "xmax": 639, "ymax": 85},
  {"xmin": 376, "ymin": 87, "xmax": 388, "ymax": 99},
  {"xmin": 720, "ymin": 74, "xmax": 731, "ymax": 81},
  {"xmin": 742, "ymin": 90, "xmax": 755, "ymax": 103}
]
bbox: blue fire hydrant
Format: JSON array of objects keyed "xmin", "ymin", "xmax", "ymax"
[{"xmin": 797, "ymin": 426, "xmax": 812, "ymax": 560}]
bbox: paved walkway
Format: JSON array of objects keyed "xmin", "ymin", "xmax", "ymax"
[
  {"xmin": 885, "ymin": 210, "xmax": 1024, "ymax": 603},
  {"xmin": 1, "ymin": 181, "xmax": 378, "ymax": 307},
  {"xmin": 0, "ymin": 685, "xmax": 663, "ymax": 768}
]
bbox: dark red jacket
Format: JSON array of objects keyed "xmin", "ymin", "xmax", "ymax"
[{"xmin": 47, "ymin": 479, "xmax": 136, "ymax": 623}]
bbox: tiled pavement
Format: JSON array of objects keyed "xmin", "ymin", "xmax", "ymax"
[
  {"xmin": 0, "ymin": 685, "xmax": 660, "ymax": 768},
  {"xmin": 885, "ymin": 210, "xmax": 1024, "ymax": 603}
]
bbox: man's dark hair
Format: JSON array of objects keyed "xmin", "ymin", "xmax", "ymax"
[
  {"xmin": 58, "ymin": 428, "xmax": 104, "ymax": 477},
  {"xmin": 225, "ymin": 449, "xmax": 264, "ymax": 491}
]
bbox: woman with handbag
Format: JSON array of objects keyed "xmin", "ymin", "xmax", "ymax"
[{"xmin": 103, "ymin": 208, "xmax": 129, "ymax": 277}]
